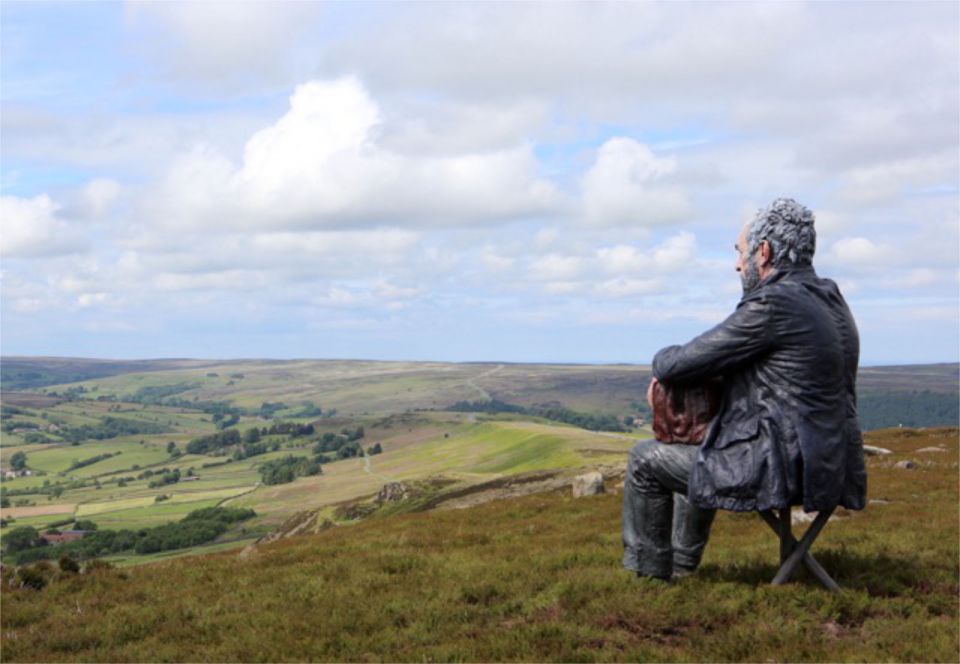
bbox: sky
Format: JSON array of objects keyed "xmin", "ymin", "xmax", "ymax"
[{"xmin": 1, "ymin": 1, "xmax": 958, "ymax": 365}]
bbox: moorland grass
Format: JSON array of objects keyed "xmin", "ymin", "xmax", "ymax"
[{"xmin": 2, "ymin": 428, "xmax": 956, "ymax": 662}]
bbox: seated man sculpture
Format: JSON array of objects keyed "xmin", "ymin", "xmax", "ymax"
[{"xmin": 623, "ymin": 197, "xmax": 867, "ymax": 581}]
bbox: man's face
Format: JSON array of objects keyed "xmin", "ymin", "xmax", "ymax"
[{"xmin": 735, "ymin": 225, "xmax": 762, "ymax": 295}]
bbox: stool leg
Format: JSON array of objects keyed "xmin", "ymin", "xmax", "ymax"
[
  {"xmin": 758, "ymin": 510, "xmax": 840, "ymax": 591},
  {"xmin": 778, "ymin": 508, "xmax": 793, "ymax": 564},
  {"xmin": 772, "ymin": 509, "xmax": 834, "ymax": 587}
]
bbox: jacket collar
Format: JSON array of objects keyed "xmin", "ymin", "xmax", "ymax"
[
  {"xmin": 761, "ymin": 264, "xmax": 817, "ymax": 287},
  {"xmin": 741, "ymin": 264, "xmax": 817, "ymax": 300}
]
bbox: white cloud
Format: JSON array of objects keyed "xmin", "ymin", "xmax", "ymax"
[
  {"xmin": 373, "ymin": 279, "xmax": 420, "ymax": 302},
  {"xmin": 381, "ymin": 99, "xmax": 548, "ymax": 156},
  {"xmin": 126, "ymin": 1, "xmax": 322, "ymax": 89},
  {"xmin": 0, "ymin": 194, "xmax": 87, "ymax": 257},
  {"xmin": 827, "ymin": 237, "xmax": 894, "ymax": 268},
  {"xmin": 834, "ymin": 153, "xmax": 959, "ymax": 206},
  {"xmin": 248, "ymin": 229, "xmax": 420, "ymax": 263},
  {"xmin": 594, "ymin": 277, "xmax": 663, "ymax": 298},
  {"xmin": 651, "ymin": 232, "xmax": 697, "ymax": 270},
  {"xmin": 148, "ymin": 78, "xmax": 562, "ymax": 232},
  {"xmin": 581, "ymin": 138, "xmax": 693, "ymax": 227},
  {"xmin": 596, "ymin": 232, "xmax": 697, "ymax": 275},
  {"xmin": 480, "ymin": 248, "xmax": 514, "ymax": 274},
  {"xmin": 77, "ymin": 292, "xmax": 111, "ymax": 308},
  {"xmin": 11, "ymin": 298, "xmax": 45, "ymax": 314},
  {"xmin": 317, "ymin": 287, "xmax": 360, "ymax": 308},
  {"xmin": 543, "ymin": 281, "xmax": 581, "ymax": 296},
  {"xmin": 153, "ymin": 270, "xmax": 271, "ymax": 293},
  {"xmin": 80, "ymin": 178, "xmax": 121, "ymax": 218},
  {"xmin": 901, "ymin": 268, "xmax": 938, "ymax": 288},
  {"xmin": 529, "ymin": 254, "xmax": 582, "ymax": 281}
]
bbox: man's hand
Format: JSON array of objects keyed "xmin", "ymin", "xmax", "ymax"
[{"xmin": 647, "ymin": 377, "xmax": 659, "ymax": 409}]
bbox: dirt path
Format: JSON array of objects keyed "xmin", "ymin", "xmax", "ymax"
[
  {"xmin": 464, "ymin": 364, "xmax": 504, "ymax": 401},
  {"xmin": 362, "ymin": 452, "xmax": 394, "ymax": 483}
]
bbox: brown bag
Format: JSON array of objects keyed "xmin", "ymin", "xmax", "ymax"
[{"xmin": 651, "ymin": 379, "xmax": 722, "ymax": 444}]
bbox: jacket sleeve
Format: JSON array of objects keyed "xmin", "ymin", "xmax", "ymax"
[{"xmin": 653, "ymin": 294, "xmax": 774, "ymax": 384}]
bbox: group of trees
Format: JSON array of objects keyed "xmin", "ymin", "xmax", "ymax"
[
  {"xmin": 232, "ymin": 441, "xmax": 280, "ymax": 461},
  {"xmin": 185, "ymin": 425, "xmax": 308, "ymax": 457},
  {"xmin": 258, "ymin": 456, "xmax": 321, "ymax": 485},
  {"xmin": 527, "ymin": 404, "xmax": 625, "ymax": 432},
  {"xmin": 213, "ymin": 413, "xmax": 240, "ymax": 429},
  {"xmin": 129, "ymin": 383, "xmax": 197, "ymax": 404},
  {"xmin": 147, "ymin": 469, "xmax": 180, "ymax": 488},
  {"xmin": 446, "ymin": 400, "xmax": 626, "ymax": 432},
  {"xmin": 62, "ymin": 416, "xmax": 170, "ymax": 444},
  {"xmin": 10, "ymin": 451, "xmax": 27, "ymax": 470},
  {"xmin": 312, "ymin": 427, "xmax": 367, "ymax": 461},
  {"xmin": 66, "ymin": 451, "xmax": 120, "ymax": 472},
  {"xmin": 290, "ymin": 401, "xmax": 323, "ymax": 418},
  {"xmin": 2, "ymin": 419, "xmax": 39, "ymax": 433},
  {"xmin": 4, "ymin": 507, "xmax": 256, "ymax": 564},
  {"xmin": 185, "ymin": 429, "xmax": 241, "ymax": 455},
  {"xmin": 265, "ymin": 422, "xmax": 315, "ymax": 437},
  {"xmin": 857, "ymin": 391, "xmax": 960, "ymax": 430},
  {"xmin": 447, "ymin": 399, "xmax": 525, "ymax": 415},
  {"xmin": 134, "ymin": 508, "xmax": 254, "ymax": 554}
]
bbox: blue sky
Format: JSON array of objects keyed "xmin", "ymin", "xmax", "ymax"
[{"xmin": 2, "ymin": 1, "xmax": 958, "ymax": 364}]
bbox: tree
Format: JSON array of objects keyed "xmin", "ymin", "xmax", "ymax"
[
  {"xmin": 59, "ymin": 554, "xmax": 80, "ymax": 573},
  {"xmin": 243, "ymin": 427, "xmax": 261, "ymax": 444},
  {"xmin": 10, "ymin": 451, "xmax": 27, "ymax": 470},
  {"xmin": 4, "ymin": 526, "xmax": 40, "ymax": 553}
]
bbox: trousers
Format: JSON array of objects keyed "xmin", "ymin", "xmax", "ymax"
[{"xmin": 622, "ymin": 438, "xmax": 716, "ymax": 578}]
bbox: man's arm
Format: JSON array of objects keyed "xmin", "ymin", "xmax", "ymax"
[{"xmin": 653, "ymin": 295, "xmax": 774, "ymax": 384}]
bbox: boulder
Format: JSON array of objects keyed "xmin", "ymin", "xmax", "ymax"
[
  {"xmin": 377, "ymin": 482, "xmax": 409, "ymax": 503},
  {"xmin": 915, "ymin": 447, "xmax": 945, "ymax": 453},
  {"xmin": 791, "ymin": 506, "xmax": 850, "ymax": 525},
  {"xmin": 894, "ymin": 460, "xmax": 915, "ymax": 470},
  {"xmin": 572, "ymin": 471, "xmax": 605, "ymax": 498},
  {"xmin": 863, "ymin": 445, "xmax": 892, "ymax": 456}
]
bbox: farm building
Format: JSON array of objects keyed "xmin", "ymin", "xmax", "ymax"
[{"xmin": 42, "ymin": 530, "xmax": 88, "ymax": 544}]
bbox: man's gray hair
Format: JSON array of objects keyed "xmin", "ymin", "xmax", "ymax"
[{"xmin": 747, "ymin": 198, "xmax": 816, "ymax": 267}]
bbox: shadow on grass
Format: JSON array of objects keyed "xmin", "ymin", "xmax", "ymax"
[{"xmin": 698, "ymin": 549, "xmax": 929, "ymax": 596}]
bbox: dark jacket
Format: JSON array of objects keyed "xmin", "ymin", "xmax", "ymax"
[{"xmin": 652, "ymin": 266, "xmax": 867, "ymax": 513}]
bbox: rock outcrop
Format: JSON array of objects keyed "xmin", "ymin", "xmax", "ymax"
[
  {"xmin": 377, "ymin": 482, "xmax": 409, "ymax": 503},
  {"xmin": 572, "ymin": 471, "xmax": 605, "ymax": 498}
]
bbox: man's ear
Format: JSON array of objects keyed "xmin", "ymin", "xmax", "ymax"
[{"xmin": 758, "ymin": 240, "xmax": 773, "ymax": 268}]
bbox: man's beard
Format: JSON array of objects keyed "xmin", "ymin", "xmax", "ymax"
[{"xmin": 741, "ymin": 254, "xmax": 762, "ymax": 295}]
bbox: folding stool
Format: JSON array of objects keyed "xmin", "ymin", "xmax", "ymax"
[{"xmin": 757, "ymin": 507, "xmax": 839, "ymax": 591}]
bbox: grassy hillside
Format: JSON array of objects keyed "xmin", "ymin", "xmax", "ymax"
[
  {"xmin": 1, "ymin": 358, "xmax": 956, "ymax": 573},
  {"xmin": 2, "ymin": 427, "xmax": 957, "ymax": 662}
]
